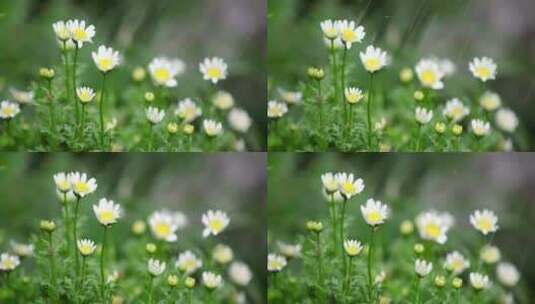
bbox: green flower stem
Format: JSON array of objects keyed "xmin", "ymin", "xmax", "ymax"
[
  {"xmin": 46, "ymin": 79, "xmax": 56, "ymax": 134},
  {"xmin": 367, "ymin": 73, "xmax": 375, "ymax": 150},
  {"xmin": 315, "ymin": 232, "xmax": 323, "ymax": 286},
  {"xmin": 100, "ymin": 226, "xmax": 108, "ymax": 302},
  {"xmin": 367, "ymin": 227, "xmax": 376, "ymax": 302},
  {"xmin": 416, "ymin": 124, "xmax": 422, "ymax": 151},
  {"xmin": 456, "ymin": 288, "xmax": 461, "ymax": 304},
  {"xmin": 79, "ymin": 103, "xmax": 86, "ymax": 140},
  {"xmin": 187, "ymin": 290, "xmax": 192, "ymax": 304},
  {"xmin": 99, "ymin": 73, "xmax": 108, "ymax": 149},
  {"xmin": 73, "ymin": 197, "xmax": 81, "ymax": 278},
  {"xmin": 414, "ymin": 277, "xmax": 421, "ymax": 304},
  {"xmin": 73, "ymin": 45, "xmax": 80, "ymax": 125},
  {"xmin": 329, "ymin": 201, "xmax": 337, "ymax": 256},
  {"xmin": 330, "ymin": 39, "xmax": 338, "ymax": 104},
  {"xmin": 316, "ymin": 79, "xmax": 323, "ymax": 131},
  {"xmin": 62, "ymin": 41, "xmax": 70, "ymax": 103},
  {"xmin": 344, "ymin": 256, "xmax": 353, "ymax": 295},
  {"xmin": 63, "ymin": 200, "xmax": 71, "ymax": 257},
  {"xmin": 148, "ymin": 275, "xmax": 154, "ymax": 304},
  {"xmin": 47, "ymin": 232, "xmax": 58, "ymax": 302},
  {"xmin": 5, "ymin": 120, "xmax": 12, "ymax": 139},
  {"xmin": 340, "ymin": 198, "xmax": 347, "ymax": 269},
  {"xmin": 78, "ymin": 256, "xmax": 86, "ymax": 301},
  {"xmin": 148, "ymin": 123, "xmax": 153, "ymax": 152},
  {"xmin": 341, "ymin": 46, "xmax": 348, "ymax": 128}
]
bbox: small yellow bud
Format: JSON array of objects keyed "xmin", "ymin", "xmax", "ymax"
[
  {"xmin": 131, "ymin": 220, "xmax": 146, "ymax": 235},
  {"xmin": 399, "ymin": 220, "xmax": 414, "ymax": 235},
  {"xmin": 414, "ymin": 90, "xmax": 424, "ymax": 101},
  {"xmin": 167, "ymin": 275, "xmax": 178, "ymax": 287},
  {"xmin": 414, "ymin": 243, "xmax": 424, "ymax": 254},
  {"xmin": 167, "ymin": 122, "xmax": 178, "ymax": 134},
  {"xmin": 39, "ymin": 68, "xmax": 55, "ymax": 80},
  {"xmin": 146, "ymin": 243, "xmax": 157, "ymax": 254},
  {"xmin": 434, "ymin": 275, "xmax": 446, "ymax": 288},
  {"xmin": 400, "ymin": 68, "xmax": 413, "ymax": 83},
  {"xmin": 185, "ymin": 277, "xmax": 196, "ymax": 288},
  {"xmin": 132, "ymin": 67, "xmax": 146, "ymax": 82},
  {"xmin": 144, "ymin": 92, "xmax": 155, "ymax": 102},
  {"xmin": 452, "ymin": 277, "xmax": 463, "ymax": 289},
  {"xmin": 307, "ymin": 67, "xmax": 325, "ymax": 80},
  {"xmin": 183, "ymin": 124, "xmax": 195, "ymax": 135},
  {"xmin": 434, "ymin": 122, "xmax": 446, "ymax": 134},
  {"xmin": 40, "ymin": 220, "xmax": 56, "ymax": 233},
  {"xmin": 452, "ymin": 124, "xmax": 463, "ymax": 136},
  {"xmin": 306, "ymin": 221, "xmax": 323, "ymax": 233}
]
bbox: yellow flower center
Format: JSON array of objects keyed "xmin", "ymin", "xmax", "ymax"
[
  {"xmin": 451, "ymin": 260, "xmax": 463, "ymax": 272},
  {"xmin": 424, "ymin": 222, "xmax": 442, "ymax": 238},
  {"xmin": 206, "ymin": 67, "xmax": 222, "ymax": 79},
  {"xmin": 347, "ymin": 93, "xmax": 361, "ymax": 104},
  {"xmin": 183, "ymin": 108, "xmax": 196, "ymax": 120},
  {"xmin": 98, "ymin": 58, "xmax": 113, "ymax": 71},
  {"xmin": 182, "ymin": 259, "xmax": 197, "ymax": 271},
  {"xmin": 80, "ymin": 245, "xmax": 93, "ymax": 255},
  {"xmin": 367, "ymin": 211, "xmax": 382, "ymax": 223},
  {"xmin": 79, "ymin": 92, "xmax": 92, "ymax": 102},
  {"xmin": 1, "ymin": 260, "xmax": 14, "ymax": 269},
  {"xmin": 155, "ymin": 223, "xmax": 171, "ymax": 236},
  {"xmin": 421, "ymin": 70, "xmax": 437, "ymax": 86},
  {"xmin": 58, "ymin": 180, "xmax": 70, "ymax": 191},
  {"xmin": 208, "ymin": 219, "xmax": 224, "ymax": 233},
  {"xmin": 73, "ymin": 28, "xmax": 88, "ymax": 41},
  {"xmin": 99, "ymin": 210, "xmax": 114, "ymax": 223},
  {"xmin": 451, "ymin": 107, "xmax": 463, "ymax": 118},
  {"xmin": 365, "ymin": 58, "xmax": 381, "ymax": 72},
  {"xmin": 341, "ymin": 29, "xmax": 356, "ymax": 42},
  {"xmin": 154, "ymin": 68, "xmax": 171, "ymax": 82},
  {"xmin": 476, "ymin": 67, "xmax": 491, "ymax": 79},
  {"xmin": 341, "ymin": 182, "xmax": 355, "ymax": 195},
  {"xmin": 477, "ymin": 218, "xmax": 492, "ymax": 232},
  {"xmin": 74, "ymin": 182, "xmax": 89, "ymax": 194},
  {"xmin": 1, "ymin": 107, "xmax": 14, "ymax": 117}
]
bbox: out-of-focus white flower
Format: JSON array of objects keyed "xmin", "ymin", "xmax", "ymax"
[
  {"xmin": 149, "ymin": 210, "xmax": 178, "ymax": 242},
  {"xmin": 277, "ymin": 241, "xmax": 301, "ymax": 259},
  {"xmin": 148, "ymin": 258, "xmax": 166, "ymax": 276},
  {"xmin": 267, "ymin": 100, "xmax": 288, "ymax": 119},
  {"xmin": 444, "ymin": 251, "xmax": 470, "ymax": 274},
  {"xmin": 443, "ymin": 98, "xmax": 470, "ymax": 122},
  {"xmin": 415, "ymin": 107, "xmax": 433, "ymax": 125},
  {"xmin": 415, "ymin": 211, "xmax": 453, "ymax": 244},
  {"xmin": 320, "ymin": 20, "xmax": 339, "ymax": 39},
  {"xmin": 324, "ymin": 37, "xmax": 345, "ymax": 50},
  {"xmin": 202, "ymin": 271, "xmax": 223, "ymax": 289},
  {"xmin": 0, "ymin": 100, "xmax": 21, "ymax": 120},
  {"xmin": 470, "ymin": 209, "xmax": 498, "ymax": 235},
  {"xmin": 202, "ymin": 210, "xmax": 230, "ymax": 238},
  {"xmin": 469, "ymin": 57, "xmax": 497, "ymax": 82},
  {"xmin": 176, "ymin": 251, "xmax": 202, "ymax": 274},
  {"xmin": 203, "ymin": 119, "xmax": 223, "ymax": 137},
  {"xmin": 495, "ymin": 108, "xmax": 518, "ymax": 133},
  {"xmin": 54, "ymin": 172, "xmax": 71, "ymax": 192},
  {"xmin": 267, "ymin": 254, "xmax": 287, "ymax": 272},
  {"xmin": 175, "ymin": 98, "xmax": 202, "ymax": 123},
  {"xmin": 9, "ymin": 88, "xmax": 34, "ymax": 104},
  {"xmin": 415, "ymin": 259, "xmax": 433, "ymax": 277},
  {"xmin": 496, "ymin": 262, "xmax": 520, "ymax": 287},
  {"xmin": 278, "ymin": 88, "xmax": 302, "ymax": 105},
  {"xmin": 229, "ymin": 261, "xmax": 252, "ymax": 286},
  {"xmin": 480, "ymin": 245, "xmax": 501, "ymax": 264},
  {"xmin": 470, "ymin": 272, "xmax": 490, "ymax": 290},
  {"xmin": 146, "ymin": 106, "xmax": 165, "ymax": 125},
  {"xmin": 437, "ymin": 58, "xmax": 456, "ymax": 77},
  {"xmin": 213, "ymin": 244, "xmax": 234, "ymax": 264},
  {"xmin": 0, "ymin": 253, "xmax": 20, "ymax": 272},
  {"xmin": 52, "ymin": 21, "xmax": 71, "ymax": 41},
  {"xmin": 480, "ymin": 91, "xmax": 501, "ymax": 111},
  {"xmin": 212, "ymin": 91, "xmax": 235, "ymax": 110},
  {"xmin": 228, "ymin": 108, "xmax": 252, "ymax": 133},
  {"xmin": 200, "ymin": 57, "xmax": 228, "ymax": 84},
  {"xmin": 10, "ymin": 241, "xmax": 34, "ymax": 257},
  {"xmin": 415, "ymin": 59, "xmax": 445, "ymax": 90},
  {"xmin": 148, "ymin": 57, "xmax": 181, "ymax": 87},
  {"xmin": 471, "ymin": 119, "xmax": 491, "ymax": 137}
]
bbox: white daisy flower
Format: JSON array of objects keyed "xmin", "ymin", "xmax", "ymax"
[
  {"xmin": 67, "ymin": 172, "xmax": 97, "ymax": 198},
  {"xmin": 344, "ymin": 87, "xmax": 364, "ymax": 104},
  {"xmin": 0, "ymin": 253, "xmax": 20, "ymax": 272},
  {"xmin": 343, "ymin": 239, "xmax": 363, "ymax": 257},
  {"xmin": 228, "ymin": 108, "xmax": 252, "ymax": 133},
  {"xmin": 415, "ymin": 211, "xmax": 452, "ymax": 244},
  {"xmin": 360, "ymin": 45, "xmax": 388, "ymax": 73},
  {"xmin": 212, "ymin": 91, "xmax": 235, "ymax": 110},
  {"xmin": 335, "ymin": 172, "xmax": 365, "ymax": 199},
  {"xmin": 76, "ymin": 87, "xmax": 96, "ymax": 103},
  {"xmin": 92, "ymin": 45, "xmax": 120, "ymax": 73},
  {"xmin": 480, "ymin": 91, "xmax": 501, "ymax": 111},
  {"xmin": 148, "ymin": 258, "xmax": 166, "ymax": 276},
  {"xmin": 444, "ymin": 251, "xmax": 470, "ymax": 274},
  {"xmin": 146, "ymin": 106, "xmax": 165, "ymax": 125},
  {"xmin": 443, "ymin": 98, "xmax": 470, "ymax": 122},
  {"xmin": 66, "ymin": 19, "xmax": 95, "ymax": 48},
  {"xmin": 471, "ymin": 119, "xmax": 491, "ymax": 137},
  {"xmin": 469, "ymin": 57, "xmax": 497, "ymax": 82},
  {"xmin": 437, "ymin": 58, "xmax": 456, "ymax": 77},
  {"xmin": 415, "ymin": 259, "xmax": 433, "ymax": 277},
  {"xmin": 415, "ymin": 107, "xmax": 433, "ymax": 125},
  {"xmin": 321, "ymin": 172, "xmax": 339, "ymax": 193},
  {"xmin": 52, "ymin": 21, "xmax": 71, "ymax": 41},
  {"xmin": 213, "ymin": 244, "xmax": 234, "ymax": 264},
  {"xmin": 175, "ymin": 98, "xmax": 202, "ymax": 123},
  {"xmin": 148, "ymin": 57, "xmax": 181, "ymax": 87},
  {"xmin": 267, "ymin": 254, "xmax": 287, "ymax": 272},
  {"xmin": 495, "ymin": 108, "xmax": 518, "ymax": 133},
  {"xmin": 228, "ymin": 261, "xmax": 252, "ymax": 286},
  {"xmin": 277, "ymin": 241, "xmax": 301, "ymax": 259},
  {"xmin": 176, "ymin": 251, "xmax": 202, "ymax": 274},
  {"xmin": 171, "ymin": 211, "xmax": 188, "ymax": 230},
  {"xmin": 202, "ymin": 210, "xmax": 230, "ymax": 237},
  {"xmin": 360, "ymin": 198, "xmax": 389, "ymax": 227},
  {"xmin": 54, "ymin": 172, "xmax": 72, "ymax": 193},
  {"xmin": 480, "ymin": 245, "xmax": 501, "ymax": 264},
  {"xmin": 470, "ymin": 209, "xmax": 498, "ymax": 235},
  {"xmin": 320, "ymin": 20, "xmax": 339, "ymax": 39},
  {"xmin": 267, "ymin": 100, "xmax": 288, "ymax": 119},
  {"xmin": 470, "ymin": 272, "xmax": 490, "ymax": 290},
  {"xmin": 77, "ymin": 239, "xmax": 96, "ymax": 256},
  {"xmin": 278, "ymin": 88, "xmax": 303, "ymax": 105},
  {"xmin": 334, "ymin": 20, "xmax": 365, "ymax": 49},
  {"xmin": 10, "ymin": 241, "xmax": 34, "ymax": 257},
  {"xmin": 202, "ymin": 271, "xmax": 223, "ymax": 289},
  {"xmin": 148, "ymin": 210, "xmax": 178, "ymax": 242},
  {"xmin": 200, "ymin": 57, "xmax": 228, "ymax": 84},
  {"xmin": 203, "ymin": 119, "xmax": 223, "ymax": 137},
  {"xmin": 0, "ymin": 100, "xmax": 21, "ymax": 120},
  {"xmin": 496, "ymin": 262, "xmax": 520, "ymax": 287},
  {"xmin": 92, "ymin": 198, "xmax": 121, "ymax": 226},
  {"xmin": 415, "ymin": 59, "xmax": 445, "ymax": 89}
]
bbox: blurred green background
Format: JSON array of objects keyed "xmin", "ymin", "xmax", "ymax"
[
  {"xmin": 0, "ymin": 152, "xmax": 267, "ymax": 302},
  {"xmin": 268, "ymin": 0, "xmax": 535, "ymax": 148},
  {"xmin": 268, "ymin": 152, "xmax": 535, "ymax": 298},
  {"xmin": 0, "ymin": 0, "xmax": 267, "ymax": 149}
]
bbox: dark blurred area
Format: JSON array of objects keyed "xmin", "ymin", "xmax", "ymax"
[
  {"xmin": 0, "ymin": 0, "xmax": 267, "ymax": 147},
  {"xmin": 268, "ymin": 0, "xmax": 535, "ymax": 148},
  {"xmin": 0, "ymin": 152, "xmax": 267, "ymax": 301},
  {"xmin": 268, "ymin": 152, "xmax": 535, "ymax": 298}
]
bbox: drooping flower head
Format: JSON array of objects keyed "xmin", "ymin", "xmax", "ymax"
[
  {"xmin": 469, "ymin": 57, "xmax": 497, "ymax": 82},
  {"xmin": 92, "ymin": 198, "xmax": 121, "ymax": 226},
  {"xmin": 67, "ymin": 172, "xmax": 97, "ymax": 198},
  {"xmin": 202, "ymin": 210, "xmax": 230, "ymax": 238},
  {"xmin": 360, "ymin": 45, "xmax": 388, "ymax": 73},
  {"xmin": 200, "ymin": 57, "xmax": 228, "ymax": 84},
  {"xmin": 149, "ymin": 210, "xmax": 178, "ymax": 242},
  {"xmin": 415, "ymin": 59, "xmax": 445, "ymax": 90},
  {"xmin": 360, "ymin": 198, "xmax": 389, "ymax": 227},
  {"xmin": 470, "ymin": 209, "xmax": 498, "ymax": 235},
  {"xmin": 92, "ymin": 45, "xmax": 120, "ymax": 73}
]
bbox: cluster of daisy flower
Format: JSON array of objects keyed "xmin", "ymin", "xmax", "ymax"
[
  {"xmin": 0, "ymin": 18, "xmax": 254, "ymax": 151},
  {"xmin": 0, "ymin": 171, "xmax": 254, "ymax": 303},
  {"xmin": 267, "ymin": 17, "xmax": 523, "ymax": 152},
  {"xmin": 267, "ymin": 172, "xmax": 522, "ymax": 303}
]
